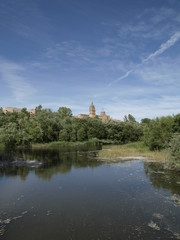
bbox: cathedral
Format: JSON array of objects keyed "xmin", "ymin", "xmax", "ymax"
[
  {"xmin": 77, "ymin": 102, "xmax": 111, "ymax": 122},
  {"xmin": 2, "ymin": 102, "xmax": 112, "ymax": 122}
]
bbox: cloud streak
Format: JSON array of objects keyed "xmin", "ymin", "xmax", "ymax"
[
  {"xmin": 108, "ymin": 31, "xmax": 180, "ymax": 86},
  {"xmin": 0, "ymin": 59, "xmax": 37, "ymax": 102},
  {"xmin": 108, "ymin": 70, "xmax": 133, "ymax": 87},
  {"xmin": 143, "ymin": 31, "xmax": 180, "ymax": 62}
]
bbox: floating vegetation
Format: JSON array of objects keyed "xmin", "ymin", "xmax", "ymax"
[
  {"xmin": 0, "ymin": 211, "xmax": 28, "ymax": 237},
  {"xmin": 0, "ymin": 225, "xmax": 5, "ymax": 237},
  {"xmin": 148, "ymin": 221, "xmax": 160, "ymax": 231},
  {"xmin": 174, "ymin": 233, "xmax": 180, "ymax": 240},
  {"xmin": 46, "ymin": 210, "xmax": 53, "ymax": 216},
  {"xmin": 171, "ymin": 194, "xmax": 180, "ymax": 207},
  {"xmin": 0, "ymin": 159, "xmax": 42, "ymax": 169},
  {"xmin": 153, "ymin": 213, "xmax": 164, "ymax": 220}
]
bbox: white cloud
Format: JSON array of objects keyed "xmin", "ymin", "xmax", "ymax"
[
  {"xmin": 0, "ymin": 59, "xmax": 37, "ymax": 102},
  {"xmin": 143, "ymin": 32, "xmax": 180, "ymax": 62},
  {"xmin": 98, "ymin": 94, "xmax": 180, "ymax": 121},
  {"xmin": 108, "ymin": 70, "xmax": 133, "ymax": 87},
  {"xmin": 136, "ymin": 57, "xmax": 180, "ymax": 87},
  {"xmin": 116, "ymin": 7, "xmax": 179, "ymax": 40},
  {"xmin": 108, "ymin": 32, "xmax": 180, "ymax": 86}
]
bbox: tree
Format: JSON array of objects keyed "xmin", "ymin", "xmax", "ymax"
[
  {"xmin": 128, "ymin": 114, "xmax": 136, "ymax": 122},
  {"xmin": 0, "ymin": 122, "xmax": 19, "ymax": 148},
  {"xmin": 77, "ymin": 127, "xmax": 87, "ymax": 141},
  {"xmin": 59, "ymin": 129, "xmax": 70, "ymax": 141},
  {"xmin": 123, "ymin": 114, "xmax": 136, "ymax": 123},
  {"xmin": 173, "ymin": 114, "xmax": 180, "ymax": 133},
  {"xmin": 143, "ymin": 116, "xmax": 174, "ymax": 150},
  {"xmin": 123, "ymin": 115, "xmax": 128, "ymax": 122},
  {"xmin": 141, "ymin": 118, "xmax": 151, "ymax": 125},
  {"xmin": 169, "ymin": 133, "xmax": 180, "ymax": 165},
  {"xmin": 58, "ymin": 107, "xmax": 72, "ymax": 119}
]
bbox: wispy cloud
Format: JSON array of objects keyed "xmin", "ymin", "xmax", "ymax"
[
  {"xmin": 143, "ymin": 32, "xmax": 180, "ymax": 62},
  {"xmin": 0, "ymin": 58, "xmax": 37, "ymax": 102},
  {"xmin": 89, "ymin": 81, "xmax": 180, "ymax": 121},
  {"xmin": 137, "ymin": 57, "xmax": 180, "ymax": 87},
  {"xmin": 108, "ymin": 31, "xmax": 180, "ymax": 86},
  {"xmin": 102, "ymin": 95, "xmax": 180, "ymax": 121},
  {"xmin": 108, "ymin": 70, "xmax": 133, "ymax": 87},
  {"xmin": 115, "ymin": 6, "xmax": 179, "ymax": 40},
  {"xmin": 0, "ymin": 0, "xmax": 53, "ymax": 45},
  {"xmin": 44, "ymin": 41, "xmax": 94, "ymax": 63}
]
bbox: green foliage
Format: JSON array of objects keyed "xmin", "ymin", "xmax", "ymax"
[
  {"xmin": 124, "ymin": 114, "xmax": 136, "ymax": 123},
  {"xmin": 58, "ymin": 107, "xmax": 72, "ymax": 119},
  {"xmin": 0, "ymin": 108, "xmax": 6, "ymax": 127},
  {"xmin": 141, "ymin": 118, "xmax": 151, "ymax": 125},
  {"xmin": 169, "ymin": 133, "xmax": 180, "ymax": 163},
  {"xmin": 105, "ymin": 121, "xmax": 142, "ymax": 143},
  {"xmin": 143, "ymin": 116, "xmax": 174, "ymax": 150},
  {"xmin": 77, "ymin": 127, "xmax": 87, "ymax": 141},
  {"xmin": 172, "ymin": 114, "xmax": 180, "ymax": 133},
  {"xmin": 0, "ymin": 105, "xmax": 157, "ymax": 149},
  {"xmin": 0, "ymin": 122, "xmax": 19, "ymax": 148},
  {"xmin": 59, "ymin": 129, "xmax": 70, "ymax": 141}
]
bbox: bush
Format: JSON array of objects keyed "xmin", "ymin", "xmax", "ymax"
[
  {"xmin": 143, "ymin": 116, "xmax": 174, "ymax": 150},
  {"xmin": 169, "ymin": 133, "xmax": 180, "ymax": 162}
]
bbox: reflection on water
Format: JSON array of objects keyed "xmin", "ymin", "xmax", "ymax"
[
  {"xmin": 0, "ymin": 146, "xmax": 102, "ymax": 180},
  {"xmin": 0, "ymin": 147, "xmax": 180, "ymax": 240},
  {"xmin": 144, "ymin": 162, "xmax": 180, "ymax": 196}
]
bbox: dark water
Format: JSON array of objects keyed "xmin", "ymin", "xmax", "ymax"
[{"xmin": 0, "ymin": 147, "xmax": 180, "ymax": 240}]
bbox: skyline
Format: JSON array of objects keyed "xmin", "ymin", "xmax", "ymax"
[{"xmin": 0, "ymin": 0, "xmax": 180, "ymax": 120}]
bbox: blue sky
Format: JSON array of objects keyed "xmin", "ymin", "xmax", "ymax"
[{"xmin": 0, "ymin": 0, "xmax": 180, "ymax": 120}]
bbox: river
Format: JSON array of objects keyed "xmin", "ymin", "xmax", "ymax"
[{"xmin": 0, "ymin": 146, "xmax": 180, "ymax": 239}]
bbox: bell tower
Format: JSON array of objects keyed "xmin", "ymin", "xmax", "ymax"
[{"xmin": 89, "ymin": 102, "xmax": 96, "ymax": 118}]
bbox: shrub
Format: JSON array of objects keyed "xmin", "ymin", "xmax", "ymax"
[{"xmin": 169, "ymin": 133, "xmax": 180, "ymax": 164}]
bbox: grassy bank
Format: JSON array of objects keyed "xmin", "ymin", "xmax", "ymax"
[
  {"xmin": 0, "ymin": 143, "xmax": 5, "ymax": 150},
  {"xmin": 32, "ymin": 139, "xmax": 101, "ymax": 149},
  {"xmin": 98, "ymin": 141, "xmax": 170, "ymax": 162}
]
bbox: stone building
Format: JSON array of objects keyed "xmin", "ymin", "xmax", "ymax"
[
  {"xmin": 77, "ymin": 102, "xmax": 111, "ymax": 122},
  {"xmin": 2, "ymin": 107, "xmax": 35, "ymax": 116},
  {"xmin": 99, "ymin": 108, "xmax": 111, "ymax": 122},
  {"xmin": 89, "ymin": 102, "xmax": 96, "ymax": 118},
  {"xmin": 3, "ymin": 107, "xmax": 21, "ymax": 113},
  {"xmin": 2, "ymin": 102, "xmax": 112, "ymax": 122}
]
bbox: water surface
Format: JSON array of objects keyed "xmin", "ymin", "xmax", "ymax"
[{"xmin": 0, "ymin": 147, "xmax": 180, "ymax": 239}]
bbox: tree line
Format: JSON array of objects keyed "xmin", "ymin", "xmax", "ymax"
[
  {"xmin": 0, "ymin": 106, "xmax": 142, "ymax": 148},
  {"xmin": 0, "ymin": 106, "xmax": 180, "ymax": 157}
]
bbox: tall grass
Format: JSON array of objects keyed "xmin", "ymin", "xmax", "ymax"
[
  {"xmin": 98, "ymin": 141, "xmax": 170, "ymax": 161},
  {"xmin": 32, "ymin": 139, "xmax": 100, "ymax": 149},
  {"xmin": 0, "ymin": 143, "xmax": 5, "ymax": 150}
]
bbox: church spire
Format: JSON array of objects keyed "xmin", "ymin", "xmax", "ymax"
[{"xmin": 89, "ymin": 102, "xmax": 96, "ymax": 118}]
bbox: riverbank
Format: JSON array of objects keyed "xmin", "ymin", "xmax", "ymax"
[
  {"xmin": 0, "ymin": 143, "xmax": 4, "ymax": 150},
  {"xmin": 97, "ymin": 142, "xmax": 170, "ymax": 162},
  {"xmin": 32, "ymin": 139, "xmax": 101, "ymax": 149},
  {"xmin": 0, "ymin": 140, "xmax": 101, "ymax": 152}
]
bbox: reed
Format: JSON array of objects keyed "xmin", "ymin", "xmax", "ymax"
[
  {"xmin": 32, "ymin": 140, "xmax": 100, "ymax": 149},
  {"xmin": 98, "ymin": 142, "xmax": 170, "ymax": 162}
]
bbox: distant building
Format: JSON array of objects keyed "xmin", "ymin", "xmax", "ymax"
[
  {"xmin": 99, "ymin": 108, "xmax": 111, "ymax": 122},
  {"xmin": 77, "ymin": 102, "xmax": 111, "ymax": 122},
  {"xmin": 89, "ymin": 101, "xmax": 96, "ymax": 118},
  {"xmin": 2, "ymin": 102, "xmax": 115, "ymax": 122},
  {"xmin": 77, "ymin": 114, "xmax": 89, "ymax": 119},
  {"xmin": 2, "ymin": 107, "xmax": 35, "ymax": 116},
  {"xmin": 28, "ymin": 109, "xmax": 36, "ymax": 116},
  {"xmin": 3, "ymin": 107, "xmax": 22, "ymax": 113}
]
